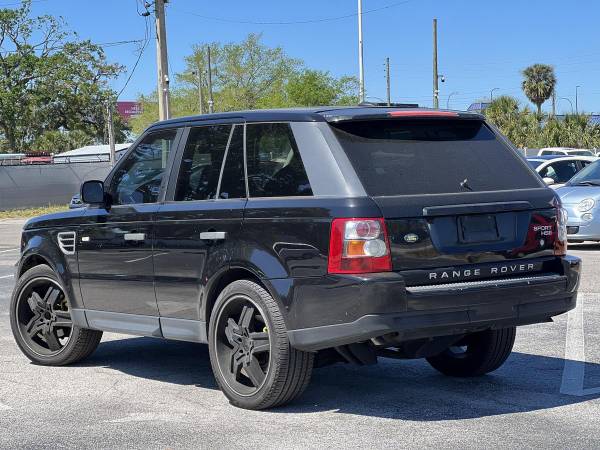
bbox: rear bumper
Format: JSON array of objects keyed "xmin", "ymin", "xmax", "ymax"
[{"xmin": 285, "ymin": 255, "xmax": 581, "ymax": 351}]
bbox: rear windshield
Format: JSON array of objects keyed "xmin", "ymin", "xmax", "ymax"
[{"xmin": 330, "ymin": 119, "xmax": 540, "ymax": 196}]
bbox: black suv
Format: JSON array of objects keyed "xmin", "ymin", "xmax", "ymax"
[{"xmin": 10, "ymin": 107, "xmax": 580, "ymax": 410}]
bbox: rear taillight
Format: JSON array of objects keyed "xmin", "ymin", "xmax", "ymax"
[
  {"xmin": 327, "ymin": 218, "xmax": 392, "ymax": 274},
  {"xmin": 555, "ymin": 207, "xmax": 568, "ymax": 256}
]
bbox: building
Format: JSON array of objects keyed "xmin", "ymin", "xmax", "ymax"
[{"xmin": 53, "ymin": 144, "xmax": 131, "ymax": 163}]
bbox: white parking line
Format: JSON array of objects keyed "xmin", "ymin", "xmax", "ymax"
[
  {"xmin": 560, "ymin": 293, "xmax": 600, "ymax": 396},
  {"xmin": 0, "ymin": 274, "xmax": 14, "ymax": 279},
  {"xmin": 0, "ymin": 248, "xmax": 18, "ymax": 254}
]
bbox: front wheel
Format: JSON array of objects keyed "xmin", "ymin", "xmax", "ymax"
[
  {"xmin": 426, "ymin": 327, "xmax": 516, "ymax": 377},
  {"xmin": 208, "ymin": 280, "xmax": 314, "ymax": 410},
  {"xmin": 10, "ymin": 264, "xmax": 103, "ymax": 366}
]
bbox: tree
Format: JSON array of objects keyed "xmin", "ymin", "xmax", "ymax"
[
  {"xmin": 286, "ymin": 70, "xmax": 359, "ymax": 106},
  {"xmin": 521, "ymin": 64, "xmax": 556, "ymax": 115},
  {"xmin": 132, "ymin": 34, "xmax": 359, "ymax": 133},
  {"xmin": 0, "ymin": 1, "xmax": 126, "ymax": 152}
]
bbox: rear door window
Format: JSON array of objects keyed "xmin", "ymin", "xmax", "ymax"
[
  {"xmin": 330, "ymin": 119, "xmax": 540, "ymax": 196},
  {"xmin": 175, "ymin": 125, "xmax": 232, "ymax": 201},
  {"xmin": 246, "ymin": 123, "xmax": 312, "ymax": 197}
]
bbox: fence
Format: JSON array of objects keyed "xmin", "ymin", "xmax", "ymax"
[{"xmin": 0, "ymin": 162, "xmax": 112, "ymax": 210}]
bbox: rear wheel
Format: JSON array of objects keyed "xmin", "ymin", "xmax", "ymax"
[
  {"xmin": 426, "ymin": 327, "xmax": 516, "ymax": 377},
  {"xmin": 208, "ymin": 280, "xmax": 314, "ymax": 410},
  {"xmin": 10, "ymin": 265, "xmax": 102, "ymax": 366}
]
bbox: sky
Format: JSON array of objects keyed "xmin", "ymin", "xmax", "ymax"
[{"xmin": 14, "ymin": 0, "xmax": 600, "ymax": 114}]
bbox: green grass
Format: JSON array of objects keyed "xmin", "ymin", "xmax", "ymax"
[{"xmin": 0, "ymin": 204, "xmax": 69, "ymax": 220}]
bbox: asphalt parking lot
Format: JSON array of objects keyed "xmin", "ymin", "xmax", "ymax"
[{"xmin": 2, "ymin": 220, "xmax": 600, "ymax": 448}]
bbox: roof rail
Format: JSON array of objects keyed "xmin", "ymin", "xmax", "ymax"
[{"xmin": 358, "ymin": 102, "xmax": 419, "ymax": 108}]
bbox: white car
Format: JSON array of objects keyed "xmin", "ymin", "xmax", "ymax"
[
  {"xmin": 527, "ymin": 155, "xmax": 598, "ymax": 188},
  {"xmin": 537, "ymin": 147, "xmax": 596, "ymax": 157}
]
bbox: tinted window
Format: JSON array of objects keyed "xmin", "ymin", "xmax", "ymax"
[
  {"xmin": 331, "ymin": 119, "xmax": 540, "ymax": 196},
  {"xmin": 246, "ymin": 123, "xmax": 312, "ymax": 197},
  {"xmin": 110, "ymin": 130, "xmax": 177, "ymax": 205},
  {"xmin": 539, "ymin": 160, "xmax": 579, "ymax": 183},
  {"xmin": 218, "ymin": 125, "xmax": 246, "ymax": 199},
  {"xmin": 175, "ymin": 125, "xmax": 231, "ymax": 201},
  {"xmin": 568, "ymin": 160, "xmax": 600, "ymax": 185}
]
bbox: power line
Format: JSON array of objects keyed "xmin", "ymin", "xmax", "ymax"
[
  {"xmin": 172, "ymin": 0, "xmax": 414, "ymax": 25},
  {"xmin": 116, "ymin": 15, "xmax": 151, "ymax": 99}
]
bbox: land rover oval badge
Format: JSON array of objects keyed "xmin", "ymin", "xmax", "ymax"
[{"xmin": 404, "ymin": 233, "xmax": 419, "ymax": 243}]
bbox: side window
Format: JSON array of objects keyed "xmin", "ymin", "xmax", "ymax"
[
  {"xmin": 175, "ymin": 125, "xmax": 232, "ymax": 201},
  {"xmin": 246, "ymin": 123, "xmax": 312, "ymax": 197},
  {"xmin": 551, "ymin": 160, "xmax": 579, "ymax": 183},
  {"xmin": 542, "ymin": 161, "xmax": 578, "ymax": 183},
  {"xmin": 110, "ymin": 129, "xmax": 177, "ymax": 205},
  {"xmin": 218, "ymin": 125, "xmax": 246, "ymax": 199}
]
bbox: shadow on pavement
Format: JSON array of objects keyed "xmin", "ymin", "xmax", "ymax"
[{"xmin": 77, "ymin": 336, "xmax": 600, "ymax": 420}]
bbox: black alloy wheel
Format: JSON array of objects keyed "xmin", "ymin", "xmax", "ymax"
[
  {"xmin": 209, "ymin": 280, "xmax": 314, "ymax": 410},
  {"xmin": 214, "ymin": 296, "xmax": 271, "ymax": 395},
  {"xmin": 15, "ymin": 277, "xmax": 72, "ymax": 356},
  {"xmin": 10, "ymin": 265, "xmax": 103, "ymax": 366}
]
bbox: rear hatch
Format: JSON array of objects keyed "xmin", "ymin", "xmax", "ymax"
[{"xmin": 328, "ymin": 112, "xmax": 562, "ymax": 285}]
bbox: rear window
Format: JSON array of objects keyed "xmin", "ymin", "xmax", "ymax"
[{"xmin": 330, "ymin": 119, "xmax": 540, "ymax": 196}]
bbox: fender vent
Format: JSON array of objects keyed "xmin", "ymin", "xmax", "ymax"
[{"xmin": 57, "ymin": 231, "xmax": 76, "ymax": 255}]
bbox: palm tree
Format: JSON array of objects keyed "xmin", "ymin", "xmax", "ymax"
[{"xmin": 521, "ymin": 64, "xmax": 556, "ymax": 115}]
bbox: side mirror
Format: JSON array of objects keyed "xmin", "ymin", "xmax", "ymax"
[
  {"xmin": 81, "ymin": 180, "xmax": 105, "ymax": 205},
  {"xmin": 543, "ymin": 177, "xmax": 556, "ymax": 186}
]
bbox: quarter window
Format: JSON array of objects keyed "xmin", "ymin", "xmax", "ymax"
[
  {"xmin": 246, "ymin": 123, "xmax": 312, "ymax": 197},
  {"xmin": 175, "ymin": 125, "xmax": 232, "ymax": 201},
  {"xmin": 110, "ymin": 129, "xmax": 177, "ymax": 205}
]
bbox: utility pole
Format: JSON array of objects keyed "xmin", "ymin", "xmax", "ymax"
[
  {"xmin": 576, "ymin": 85, "xmax": 580, "ymax": 115},
  {"xmin": 155, "ymin": 0, "xmax": 170, "ymax": 120},
  {"xmin": 193, "ymin": 69, "xmax": 204, "ymax": 114},
  {"xmin": 432, "ymin": 18, "xmax": 439, "ymax": 109},
  {"xmin": 385, "ymin": 57, "xmax": 391, "ymax": 106},
  {"xmin": 551, "ymin": 90, "xmax": 556, "ymax": 117},
  {"xmin": 207, "ymin": 45, "xmax": 214, "ymax": 113},
  {"xmin": 358, "ymin": 0, "xmax": 365, "ymax": 103},
  {"xmin": 106, "ymin": 102, "xmax": 116, "ymax": 166}
]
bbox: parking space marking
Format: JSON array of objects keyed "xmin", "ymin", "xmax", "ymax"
[
  {"xmin": 0, "ymin": 274, "xmax": 14, "ymax": 279},
  {"xmin": 560, "ymin": 294, "xmax": 600, "ymax": 396},
  {"xmin": 0, "ymin": 248, "xmax": 18, "ymax": 254}
]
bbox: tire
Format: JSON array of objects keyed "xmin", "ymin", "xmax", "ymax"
[
  {"xmin": 426, "ymin": 327, "xmax": 516, "ymax": 377},
  {"xmin": 10, "ymin": 264, "xmax": 103, "ymax": 366},
  {"xmin": 208, "ymin": 279, "xmax": 314, "ymax": 410}
]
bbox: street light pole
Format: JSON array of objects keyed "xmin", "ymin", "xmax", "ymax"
[
  {"xmin": 358, "ymin": 0, "xmax": 365, "ymax": 103},
  {"xmin": 560, "ymin": 97, "xmax": 574, "ymax": 114},
  {"xmin": 490, "ymin": 87, "xmax": 499, "ymax": 102},
  {"xmin": 447, "ymin": 91, "xmax": 458, "ymax": 109},
  {"xmin": 576, "ymin": 85, "xmax": 581, "ymax": 115}
]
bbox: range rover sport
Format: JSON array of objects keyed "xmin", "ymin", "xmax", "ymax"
[{"xmin": 10, "ymin": 107, "xmax": 581, "ymax": 410}]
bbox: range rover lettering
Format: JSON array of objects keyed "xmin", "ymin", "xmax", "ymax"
[{"xmin": 10, "ymin": 107, "xmax": 581, "ymax": 410}]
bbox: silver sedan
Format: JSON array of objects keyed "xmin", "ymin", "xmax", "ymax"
[{"xmin": 556, "ymin": 160, "xmax": 600, "ymax": 242}]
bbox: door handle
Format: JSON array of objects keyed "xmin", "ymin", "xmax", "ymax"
[
  {"xmin": 200, "ymin": 231, "xmax": 227, "ymax": 240},
  {"xmin": 124, "ymin": 233, "xmax": 146, "ymax": 241}
]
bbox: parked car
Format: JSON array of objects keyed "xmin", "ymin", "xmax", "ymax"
[
  {"xmin": 538, "ymin": 147, "xmax": 595, "ymax": 157},
  {"xmin": 68, "ymin": 193, "xmax": 84, "ymax": 209},
  {"xmin": 10, "ymin": 107, "xmax": 580, "ymax": 410},
  {"xmin": 527, "ymin": 155, "xmax": 597, "ymax": 188},
  {"xmin": 21, "ymin": 153, "xmax": 52, "ymax": 164},
  {"xmin": 556, "ymin": 159, "xmax": 600, "ymax": 242}
]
